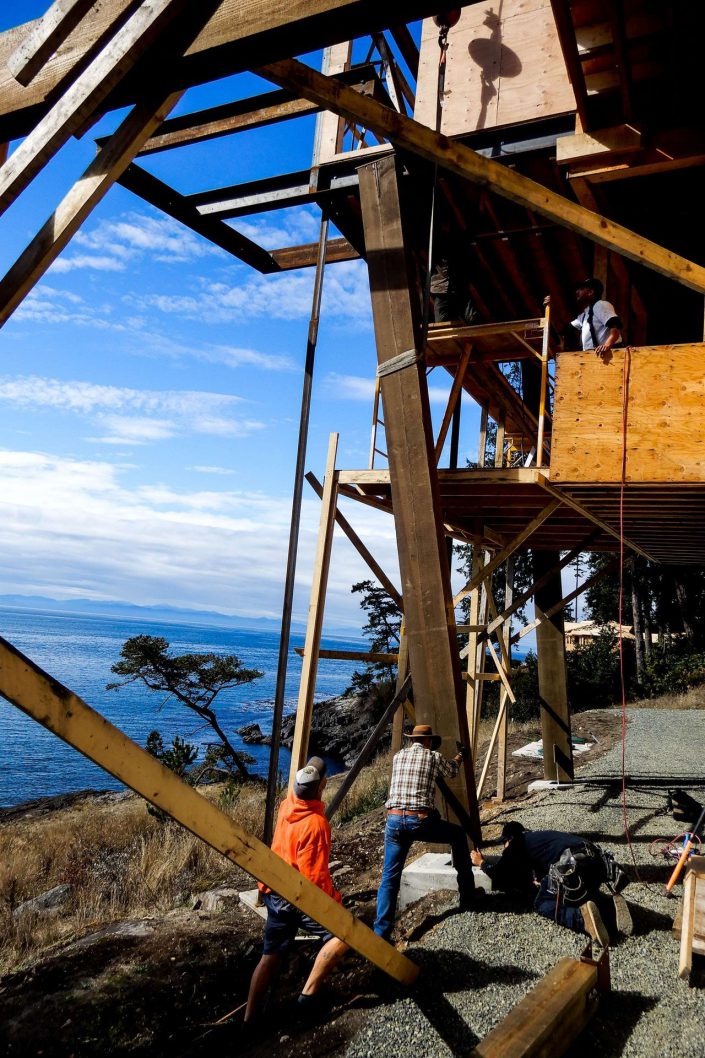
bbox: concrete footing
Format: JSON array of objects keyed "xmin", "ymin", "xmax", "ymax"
[
  {"xmin": 399, "ymin": 853, "xmax": 492, "ymax": 910},
  {"xmin": 528, "ymin": 779, "xmax": 585, "ymax": 793}
]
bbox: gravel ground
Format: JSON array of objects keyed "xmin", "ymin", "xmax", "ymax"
[{"xmin": 347, "ymin": 710, "xmax": 705, "ymax": 1058}]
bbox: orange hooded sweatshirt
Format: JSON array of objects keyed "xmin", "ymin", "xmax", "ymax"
[{"xmin": 259, "ymin": 793, "xmax": 341, "ymax": 902}]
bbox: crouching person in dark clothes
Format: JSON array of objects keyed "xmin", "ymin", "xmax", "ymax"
[
  {"xmin": 374, "ymin": 725, "xmax": 477, "ymax": 941},
  {"xmin": 472, "ymin": 821, "xmax": 631, "ymax": 946},
  {"xmin": 245, "ymin": 758, "xmax": 348, "ymax": 1023}
]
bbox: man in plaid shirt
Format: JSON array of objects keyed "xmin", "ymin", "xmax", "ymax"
[{"xmin": 374, "ymin": 724, "xmax": 476, "ymax": 940}]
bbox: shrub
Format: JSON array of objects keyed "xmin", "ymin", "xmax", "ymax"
[
  {"xmin": 566, "ymin": 629, "xmax": 624, "ymax": 710},
  {"xmin": 639, "ymin": 641, "xmax": 705, "ymax": 698},
  {"xmin": 510, "ymin": 652, "xmax": 541, "ymax": 722}
]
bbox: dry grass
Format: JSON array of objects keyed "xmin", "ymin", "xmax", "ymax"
[
  {"xmin": 0, "ymin": 782, "xmax": 267, "ymax": 976},
  {"xmin": 627, "ymin": 684, "xmax": 705, "ymax": 710},
  {"xmin": 0, "ymin": 717, "xmax": 560, "ymax": 976},
  {"xmin": 325, "ymin": 754, "xmax": 389, "ymax": 826}
]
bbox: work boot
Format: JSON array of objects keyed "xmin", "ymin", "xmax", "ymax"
[
  {"xmin": 458, "ymin": 888, "xmax": 484, "ymax": 911},
  {"xmin": 612, "ymin": 892, "xmax": 633, "ymax": 935},
  {"xmin": 580, "ymin": 901, "xmax": 610, "ymax": 947}
]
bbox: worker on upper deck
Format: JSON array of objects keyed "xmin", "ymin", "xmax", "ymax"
[{"xmin": 570, "ymin": 277, "xmax": 623, "ymax": 359}]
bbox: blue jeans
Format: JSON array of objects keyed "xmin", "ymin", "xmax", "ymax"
[
  {"xmin": 533, "ymin": 876, "xmax": 591, "ymax": 933},
  {"xmin": 374, "ymin": 810, "xmax": 475, "ymax": 940}
]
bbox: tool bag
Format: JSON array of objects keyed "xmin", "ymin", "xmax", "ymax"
[{"xmin": 547, "ymin": 843, "xmax": 619, "ymax": 905}]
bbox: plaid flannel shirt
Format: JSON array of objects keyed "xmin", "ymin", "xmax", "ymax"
[{"xmin": 386, "ymin": 742, "xmax": 459, "ymax": 812}]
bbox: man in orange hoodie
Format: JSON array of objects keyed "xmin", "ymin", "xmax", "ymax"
[{"xmin": 245, "ymin": 757, "xmax": 348, "ymax": 1023}]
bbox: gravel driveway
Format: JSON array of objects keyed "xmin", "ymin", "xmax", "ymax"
[{"xmin": 347, "ymin": 710, "xmax": 705, "ymax": 1058}]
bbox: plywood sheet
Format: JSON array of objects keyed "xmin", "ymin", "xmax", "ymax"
[
  {"xmin": 550, "ymin": 345, "xmax": 705, "ymax": 484},
  {"xmin": 414, "ymin": 0, "xmax": 575, "ymax": 136}
]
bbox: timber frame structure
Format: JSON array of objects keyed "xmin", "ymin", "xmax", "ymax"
[{"xmin": 0, "ymin": 0, "xmax": 705, "ymax": 989}]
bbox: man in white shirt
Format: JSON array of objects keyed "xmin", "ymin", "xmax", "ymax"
[{"xmin": 571, "ymin": 277, "xmax": 623, "ymax": 358}]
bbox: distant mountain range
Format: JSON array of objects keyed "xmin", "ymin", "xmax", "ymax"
[{"xmin": 0, "ymin": 593, "xmax": 327, "ymax": 635}]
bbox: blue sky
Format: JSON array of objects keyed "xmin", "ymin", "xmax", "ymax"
[{"xmin": 0, "ymin": 4, "xmax": 483, "ymax": 630}]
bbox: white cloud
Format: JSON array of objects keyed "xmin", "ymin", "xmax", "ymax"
[
  {"xmin": 205, "ymin": 344, "xmax": 296, "ymax": 372},
  {"xmin": 135, "ymin": 259, "xmax": 371, "ymax": 325},
  {"xmin": 0, "ymin": 449, "xmax": 401, "ymax": 625},
  {"xmin": 325, "ymin": 374, "xmax": 375, "ymax": 401},
  {"xmin": 235, "ymin": 206, "xmax": 321, "ymax": 250},
  {"xmin": 14, "ymin": 286, "xmax": 124, "ymax": 329},
  {"xmin": 51, "ymin": 211, "xmax": 221, "ymax": 274},
  {"xmin": 325, "ymin": 373, "xmax": 451, "ymax": 406},
  {"xmin": 189, "ymin": 465, "xmax": 236, "ymax": 476},
  {"xmin": 0, "ymin": 376, "xmax": 264, "ymax": 446}
]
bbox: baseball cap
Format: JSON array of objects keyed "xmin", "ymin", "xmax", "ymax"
[{"xmin": 294, "ymin": 756, "xmax": 327, "ymax": 799}]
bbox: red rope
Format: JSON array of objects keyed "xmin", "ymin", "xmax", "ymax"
[{"xmin": 617, "ymin": 348, "xmax": 643, "ymax": 882}]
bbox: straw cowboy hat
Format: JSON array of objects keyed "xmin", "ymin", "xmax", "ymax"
[{"xmin": 404, "ymin": 724, "xmax": 442, "ymax": 750}]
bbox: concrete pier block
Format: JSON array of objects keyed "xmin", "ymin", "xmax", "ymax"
[{"xmin": 399, "ymin": 853, "xmax": 492, "ymax": 910}]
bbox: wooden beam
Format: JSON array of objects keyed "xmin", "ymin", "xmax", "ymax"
[
  {"xmin": 435, "ymin": 346, "xmax": 470, "ymax": 463},
  {"xmin": 0, "ymin": 634, "xmax": 418, "ymax": 984},
  {"xmin": 8, "ymin": 0, "xmax": 98, "ymax": 87},
  {"xmin": 135, "ymin": 92, "xmax": 319, "ymax": 155},
  {"xmin": 679, "ymin": 869, "xmax": 697, "ymax": 981},
  {"xmin": 391, "ymin": 626, "xmax": 409, "ymax": 755},
  {"xmin": 0, "ymin": 90, "xmax": 185, "ymax": 328},
  {"xmin": 556, "ymin": 125, "xmax": 641, "ymax": 165},
  {"xmin": 454, "ymin": 500, "xmax": 561, "ymax": 607},
  {"xmin": 0, "ymin": 0, "xmax": 199, "ymax": 217},
  {"xmin": 259, "ymin": 59, "xmax": 705, "ymax": 295},
  {"xmin": 118, "ymin": 163, "xmax": 279, "ymax": 273},
  {"xmin": 295, "ymin": 647, "xmax": 398, "ymax": 664},
  {"xmin": 470, "ymin": 954, "xmax": 604, "ymax": 1058},
  {"xmin": 496, "ymin": 558, "xmax": 513, "ymax": 801},
  {"xmin": 326, "ymin": 673, "xmax": 412, "ymax": 820},
  {"xmin": 358, "ymin": 152, "xmax": 480, "ymax": 841},
  {"xmin": 480, "ymin": 533, "xmax": 599, "ymax": 645},
  {"xmin": 272, "ymin": 238, "xmax": 358, "ymax": 271},
  {"xmin": 549, "ymin": 0, "xmax": 589, "ymax": 130},
  {"xmin": 389, "ymin": 23, "xmax": 419, "ymax": 81},
  {"xmin": 289, "ymin": 434, "xmax": 339, "ymax": 784},
  {"xmin": 608, "ymin": 0, "xmax": 634, "ymax": 122},
  {"xmin": 0, "ymin": 2, "xmax": 474, "ymax": 141},
  {"xmin": 118, "ymin": 65, "xmax": 382, "ymax": 156},
  {"xmin": 512, "ymin": 557, "xmax": 622, "ymax": 645},
  {"xmin": 533, "ymin": 549, "xmax": 573, "ymax": 784},
  {"xmin": 306, "ymin": 471, "xmax": 402, "ymax": 609}
]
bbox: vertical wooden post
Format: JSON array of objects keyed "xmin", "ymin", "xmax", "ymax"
[
  {"xmin": 536, "ymin": 306, "xmax": 550, "ymax": 468},
  {"xmin": 494, "ymin": 414, "xmax": 505, "ymax": 468},
  {"xmin": 465, "ymin": 553, "xmax": 483, "ymax": 753},
  {"xmin": 472, "ymin": 560, "xmax": 490, "ymax": 758},
  {"xmin": 390, "ymin": 625, "xmax": 409, "ymax": 756},
  {"xmin": 289, "ymin": 432, "xmax": 339, "ymax": 783},
  {"xmin": 358, "ymin": 154, "xmax": 480, "ymax": 840},
  {"xmin": 532, "ymin": 549, "xmax": 574, "ymax": 783},
  {"xmin": 496, "ymin": 556, "xmax": 514, "ymax": 799}
]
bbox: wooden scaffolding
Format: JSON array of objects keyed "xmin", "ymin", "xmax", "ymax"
[{"xmin": 0, "ymin": 0, "xmax": 704, "ymax": 981}]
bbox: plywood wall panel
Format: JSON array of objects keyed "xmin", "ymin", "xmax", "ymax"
[
  {"xmin": 550, "ymin": 346, "xmax": 705, "ymax": 483},
  {"xmin": 414, "ymin": 0, "xmax": 575, "ymax": 136}
]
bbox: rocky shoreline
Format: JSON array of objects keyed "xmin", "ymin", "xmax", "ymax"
[
  {"xmin": 1, "ymin": 693, "xmax": 380, "ymax": 823},
  {"xmin": 238, "ymin": 691, "xmax": 385, "ymax": 768}
]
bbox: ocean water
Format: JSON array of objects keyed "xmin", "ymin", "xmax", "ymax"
[{"xmin": 0, "ymin": 607, "xmax": 365, "ymax": 808}]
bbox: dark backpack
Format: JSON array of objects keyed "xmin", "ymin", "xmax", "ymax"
[{"xmin": 547, "ymin": 843, "xmax": 621, "ymax": 906}]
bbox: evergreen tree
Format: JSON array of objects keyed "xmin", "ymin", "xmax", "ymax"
[
  {"xmin": 348, "ymin": 580, "xmax": 402, "ymax": 697},
  {"xmin": 108, "ymin": 635, "xmax": 263, "ymax": 779}
]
